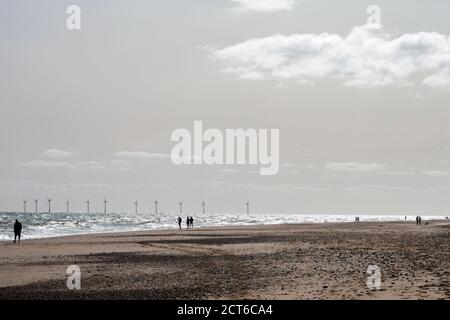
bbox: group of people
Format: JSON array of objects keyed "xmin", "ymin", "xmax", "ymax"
[
  {"xmin": 415, "ymin": 216, "xmax": 423, "ymax": 226},
  {"xmin": 177, "ymin": 216, "xmax": 194, "ymax": 229}
]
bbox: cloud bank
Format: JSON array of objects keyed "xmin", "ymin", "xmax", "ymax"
[
  {"xmin": 41, "ymin": 149, "xmax": 76, "ymax": 159},
  {"xmin": 211, "ymin": 24, "xmax": 450, "ymax": 87},
  {"xmin": 19, "ymin": 160, "xmax": 77, "ymax": 169},
  {"xmin": 325, "ymin": 162, "xmax": 388, "ymax": 172},
  {"xmin": 422, "ymin": 170, "xmax": 449, "ymax": 176},
  {"xmin": 114, "ymin": 151, "xmax": 170, "ymax": 159}
]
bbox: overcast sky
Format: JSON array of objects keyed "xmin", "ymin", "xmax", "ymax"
[{"xmin": 1, "ymin": 0, "xmax": 450, "ymax": 214}]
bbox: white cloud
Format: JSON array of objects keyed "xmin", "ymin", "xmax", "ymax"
[
  {"xmin": 384, "ymin": 171, "xmax": 416, "ymax": 175},
  {"xmin": 41, "ymin": 149, "xmax": 76, "ymax": 159},
  {"xmin": 75, "ymin": 161, "xmax": 105, "ymax": 170},
  {"xmin": 325, "ymin": 162, "xmax": 388, "ymax": 172},
  {"xmin": 191, "ymin": 181, "xmax": 414, "ymax": 193},
  {"xmin": 19, "ymin": 159, "xmax": 109, "ymax": 171},
  {"xmin": 231, "ymin": 0, "xmax": 298, "ymax": 13},
  {"xmin": 114, "ymin": 151, "xmax": 170, "ymax": 159},
  {"xmin": 422, "ymin": 170, "xmax": 449, "ymax": 176},
  {"xmin": 114, "ymin": 166, "xmax": 132, "ymax": 172},
  {"xmin": 211, "ymin": 24, "xmax": 450, "ymax": 87},
  {"xmin": 19, "ymin": 160, "xmax": 77, "ymax": 169},
  {"xmin": 111, "ymin": 159, "xmax": 130, "ymax": 167}
]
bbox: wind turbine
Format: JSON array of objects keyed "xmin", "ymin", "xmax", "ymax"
[
  {"xmin": 22, "ymin": 199, "xmax": 27, "ymax": 213},
  {"xmin": 178, "ymin": 201, "xmax": 183, "ymax": 214},
  {"xmin": 34, "ymin": 199, "xmax": 38, "ymax": 213},
  {"xmin": 47, "ymin": 197, "xmax": 52, "ymax": 214},
  {"xmin": 246, "ymin": 200, "xmax": 250, "ymax": 215},
  {"xmin": 134, "ymin": 199, "xmax": 138, "ymax": 214},
  {"xmin": 66, "ymin": 199, "xmax": 70, "ymax": 213},
  {"xmin": 202, "ymin": 198, "xmax": 206, "ymax": 214},
  {"xmin": 86, "ymin": 199, "xmax": 90, "ymax": 214},
  {"xmin": 154, "ymin": 200, "xmax": 158, "ymax": 214},
  {"xmin": 103, "ymin": 197, "xmax": 108, "ymax": 214}
]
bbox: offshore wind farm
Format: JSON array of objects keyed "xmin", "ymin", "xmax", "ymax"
[{"xmin": 0, "ymin": 197, "xmax": 446, "ymax": 241}]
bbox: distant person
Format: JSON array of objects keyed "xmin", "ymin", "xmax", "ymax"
[
  {"xmin": 190, "ymin": 217, "xmax": 194, "ymax": 228},
  {"xmin": 418, "ymin": 216, "xmax": 422, "ymax": 226},
  {"xmin": 415, "ymin": 216, "xmax": 419, "ymax": 226},
  {"xmin": 405, "ymin": 216, "xmax": 407, "ymax": 221},
  {"xmin": 186, "ymin": 216, "xmax": 190, "ymax": 229},
  {"xmin": 13, "ymin": 220, "xmax": 22, "ymax": 244},
  {"xmin": 177, "ymin": 217, "xmax": 182, "ymax": 229}
]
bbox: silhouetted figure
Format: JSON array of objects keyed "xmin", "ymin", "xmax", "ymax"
[
  {"xmin": 417, "ymin": 216, "xmax": 422, "ymax": 226},
  {"xmin": 405, "ymin": 216, "xmax": 407, "ymax": 221},
  {"xmin": 177, "ymin": 217, "xmax": 182, "ymax": 229},
  {"xmin": 13, "ymin": 220, "xmax": 22, "ymax": 244},
  {"xmin": 190, "ymin": 217, "xmax": 194, "ymax": 228},
  {"xmin": 186, "ymin": 216, "xmax": 190, "ymax": 229}
]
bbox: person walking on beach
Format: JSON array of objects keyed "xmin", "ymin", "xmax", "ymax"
[
  {"xmin": 190, "ymin": 216, "xmax": 194, "ymax": 228},
  {"xmin": 13, "ymin": 220, "xmax": 22, "ymax": 244},
  {"xmin": 416, "ymin": 216, "xmax": 419, "ymax": 226},
  {"xmin": 186, "ymin": 216, "xmax": 190, "ymax": 229},
  {"xmin": 177, "ymin": 216, "xmax": 182, "ymax": 229}
]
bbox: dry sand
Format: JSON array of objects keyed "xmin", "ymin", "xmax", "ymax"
[{"xmin": 0, "ymin": 221, "xmax": 449, "ymax": 300}]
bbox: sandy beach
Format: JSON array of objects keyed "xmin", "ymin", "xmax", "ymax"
[{"xmin": 0, "ymin": 220, "xmax": 449, "ymax": 300}]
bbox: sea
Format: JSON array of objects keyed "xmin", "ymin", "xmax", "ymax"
[{"xmin": 0, "ymin": 211, "xmax": 446, "ymax": 241}]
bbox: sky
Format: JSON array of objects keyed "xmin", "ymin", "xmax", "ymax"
[{"xmin": 1, "ymin": 0, "xmax": 450, "ymax": 214}]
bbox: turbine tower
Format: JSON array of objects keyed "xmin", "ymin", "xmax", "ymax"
[
  {"xmin": 103, "ymin": 197, "xmax": 108, "ymax": 214},
  {"xmin": 154, "ymin": 200, "xmax": 158, "ymax": 214},
  {"xmin": 202, "ymin": 198, "xmax": 206, "ymax": 214},
  {"xmin": 23, "ymin": 199, "xmax": 27, "ymax": 213},
  {"xmin": 86, "ymin": 199, "xmax": 90, "ymax": 214},
  {"xmin": 134, "ymin": 199, "xmax": 138, "ymax": 214},
  {"xmin": 178, "ymin": 201, "xmax": 183, "ymax": 214},
  {"xmin": 66, "ymin": 199, "xmax": 70, "ymax": 213},
  {"xmin": 47, "ymin": 197, "xmax": 52, "ymax": 214},
  {"xmin": 246, "ymin": 200, "xmax": 250, "ymax": 215},
  {"xmin": 34, "ymin": 199, "xmax": 38, "ymax": 213}
]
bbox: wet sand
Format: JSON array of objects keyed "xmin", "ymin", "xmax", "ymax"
[{"xmin": 0, "ymin": 220, "xmax": 449, "ymax": 300}]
